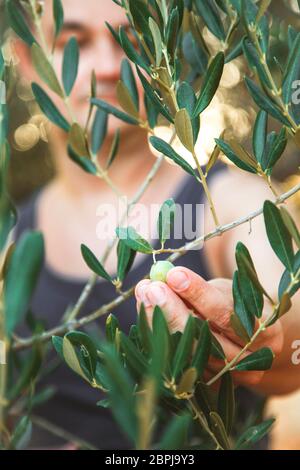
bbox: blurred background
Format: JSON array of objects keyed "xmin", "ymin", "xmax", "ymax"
[{"xmin": 1, "ymin": 0, "xmax": 300, "ymax": 450}]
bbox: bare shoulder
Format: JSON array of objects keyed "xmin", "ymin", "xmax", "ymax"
[
  {"xmin": 203, "ymin": 166, "xmax": 280, "ymax": 279},
  {"xmin": 208, "ymin": 166, "xmax": 277, "ymax": 225}
]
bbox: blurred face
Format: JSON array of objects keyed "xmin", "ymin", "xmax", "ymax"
[{"xmin": 38, "ymin": 0, "xmax": 140, "ymax": 134}]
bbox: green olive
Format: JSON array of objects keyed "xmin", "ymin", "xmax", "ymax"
[{"xmin": 150, "ymin": 261, "xmax": 175, "ymax": 282}]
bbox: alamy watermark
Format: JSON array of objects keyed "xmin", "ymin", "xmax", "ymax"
[
  {"xmin": 0, "ymin": 341, "xmax": 6, "ymax": 365},
  {"xmin": 95, "ymin": 198, "xmax": 205, "ymax": 250},
  {"xmin": 291, "ymin": 340, "xmax": 300, "ymax": 365},
  {"xmin": 0, "ymin": 80, "xmax": 6, "ymax": 105},
  {"xmin": 291, "ymin": 81, "xmax": 300, "ymax": 105}
]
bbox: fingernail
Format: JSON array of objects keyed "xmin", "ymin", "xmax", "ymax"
[
  {"xmin": 145, "ymin": 285, "xmax": 167, "ymax": 307},
  {"xmin": 167, "ymin": 269, "xmax": 190, "ymax": 291},
  {"xmin": 136, "ymin": 282, "xmax": 150, "ymax": 301}
]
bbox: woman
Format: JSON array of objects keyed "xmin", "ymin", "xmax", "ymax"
[{"xmin": 14, "ymin": 0, "xmax": 300, "ymax": 449}]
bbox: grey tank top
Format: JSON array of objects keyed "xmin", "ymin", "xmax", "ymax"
[{"xmin": 15, "ymin": 162, "xmax": 267, "ymax": 449}]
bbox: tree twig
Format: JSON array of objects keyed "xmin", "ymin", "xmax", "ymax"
[{"xmin": 12, "ymin": 181, "xmax": 300, "ymax": 351}]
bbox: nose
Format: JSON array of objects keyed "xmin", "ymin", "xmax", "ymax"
[{"xmin": 93, "ymin": 31, "xmax": 121, "ymax": 82}]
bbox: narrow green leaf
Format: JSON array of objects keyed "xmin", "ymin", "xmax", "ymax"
[
  {"xmin": 32, "ymin": 82, "xmax": 70, "ymax": 132},
  {"xmin": 81, "ymin": 244, "xmax": 112, "ymax": 282},
  {"xmin": 192, "ymin": 320, "xmax": 211, "ymax": 378},
  {"xmin": 121, "ymin": 59, "xmax": 139, "ymax": 110},
  {"xmin": 31, "ymin": 44, "xmax": 63, "ymax": 97},
  {"xmin": 166, "ymin": 8, "xmax": 180, "ymax": 56},
  {"xmin": 105, "ymin": 313, "xmax": 120, "ymax": 344},
  {"xmin": 176, "ymin": 367, "xmax": 198, "ymax": 396},
  {"xmin": 209, "ymin": 412, "xmax": 231, "ymax": 450},
  {"xmin": 4, "ymin": 232, "xmax": 44, "ymax": 337},
  {"xmin": 117, "ymin": 239, "xmax": 136, "ymax": 282},
  {"xmin": 217, "ymin": 373, "xmax": 235, "ymax": 435},
  {"xmin": 68, "ymin": 145, "xmax": 97, "ymax": 175},
  {"xmin": 278, "ymin": 251, "xmax": 300, "ymax": 299},
  {"xmin": 10, "ymin": 417, "xmax": 32, "ymax": 450},
  {"xmin": 158, "ymin": 198, "xmax": 176, "ymax": 246},
  {"xmin": 119, "ymin": 26, "xmax": 150, "ymax": 72},
  {"xmin": 193, "ymin": 52, "xmax": 225, "ymax": 117},
  {"xmin": 120, "ymin": 332, "xmax": 148, "ymax": 377},
  {"xmin": 149, "ymin": 136, "xmax": 198, "ymax": 178},
  {"xmin": 62, "ymin": 336, "xmax": 89, "ymax": 381},
  {"xmin": 242, "ymin": 37, "xmax": 271, "ymax": 88},
  {"xmin": 53, "ymin": 0, "xmax": 64, "ymax": 38},
  {"xmin": 91, "ymin": 98, "xmax": 139, "ymax": 125},
  {"xmin": 230, "ymin": 313, "xmax": 251, "ymax": 343},
  {"xmin": 235, "ymin": 419, "xmax": 275, "ymax": 450},
  {"xmin": 150, "ymin": 306, "xmax": 170, "ymax": 384},
  {"xmin": 280, "ymin": 206, "xmax": 300, "ymax": 250},
  {"xmin": 256, "ymin": 0, "xmax": 272, "ymax": 22},
  {"xmin": 68, "ymin": 123, "xmax": 89, "ymax": 157},
  {"xmin": 62, "ymin": 37, "xmax": 79, "ymax": 96},
  {"xmin": 263, "ymin": 200, "xmax": 295, "ymax": 271},
  {"xmin": 149, "ymin": 18, "xmax": 162, "ymax": 67},
  {"xmin": 137, "ymin": 303, "xmax": 152, "ymax": 356},
  {"xmin": 253, "ymin": 110, "xmax": 268, "ymax": 163},
  {"xmin": 277, "ymin": 292, "xmax": 292, "ymax": 318},
  {"xmin": 245, "ymin": 77, "xmax": 291, "ymax": 127},
  {"xmin": 195, "ymin": 0, "xmax": 226, "ymax": 41},
  {"xmin": 6, "ymin": 0, "xmax": 36, "ymax": 46},
  {"xmin": 106, "ymin": 128, "xmax": 120, "ymax": 169},
  {"xmin": 172, "ymin": 315, "xmax": 196, "ymax": 380},
  {"xmin": 282, "ymin": 32, "xmax": 300, "ymax": 104},
  {"xmin": 91, "ymin": 109, "xmax": 108, "ymax": 155},
  {"xmin": 65, "ymin": 331, "xmax": 98, "ymax": 379},
  {"xmin": 232, "ymin": 271, "xmax": 255, "ymax": 338},
  {"xmin": 101, "ymin": 343, "xmax": 137, "ymax": 443},
  {"xmin": 158, "ymin": 414, "xmax": 190, "ymax": 450},
  {"xmin": 116, "ymin": 226, "xmax": 153, "ymax": 254},
  {"xmin": 136, "ymin": 67, "xmax": 174, "ymax": 123},
  {"xmin": 215, "ymin": 138, "xmax": 257, "ymax": 174},
  {"xmin": 237, "ymin": 266, "xmax": 264, "ymax": 320},
  {"xmin": 262, "ymin": 128, "xmax": 287, "ymax": 172},
  {"xmin": 175, "ymin": 109, "xmax": 195, "ymax": 152},
  {"xmin": 116, "ymin": 80, "xmax": 139, "ymax": 118},
  {"xmin": 234, "ymin": 347, "xmax": 274, "ymax": 371}
]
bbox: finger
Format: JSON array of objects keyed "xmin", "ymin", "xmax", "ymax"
[
  {"xmin": 166, "ymin": 267, "xmax": 233, "ymax": 332},
  {"xmin": 135, "ymin": 280, "xmax": 192, "ymax": 333},
  {"xmin": 167, "ymin": 268, "xmax": 283, "ymax": 356}
]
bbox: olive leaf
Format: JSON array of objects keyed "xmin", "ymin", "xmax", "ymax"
[
  {"xmin": 116, "ymin": 80, "xmax": 139, "ymax": 119},
  {"xmin": 193, "ymin": 52, "xmax": 225, "ymax": 117},
  {"xmin": 53, "ymin": 0, "xmax": 64, "ymax": 38},
  {"xmin": 234, "ymin": 347, "xmax": 274, "ymax": 371},
  {"xmin": 158, "ymin": 198, "xmax": 176, "ymax": 246},
  {"xmin": 4, "ymin": 231, "xmax": 44, "ymax": 337},
  {"xmin": 175, "ymin": 109, "xmax": 195, "ymax": 152},
  {"xmin": 149, "ymin": 136, "xmax": 198, "ymax": 178},
  {"xmin": 32, "ymin": 83, "xmax": 70, "ymax": 132},
  {"xmin": 80, "ymin": 244, "xmax": 112, "ymax": 282},
  {"xmin": 68, "ymin": 123, "xmax": 89, "ymax": 157},
  {"xmin": 31, "ymin": 44, "xmax": 63, "ymax": 97},
  {"xmin": 245, "ymin": 77, "xmax": 291, "ymax": 127},
  {"xmin": 116, "ymin": 226, "xmax": 153, "ymax": 254},
  {"xmin": 91, "ymin": 109, "xmax": 108, "ymax": 155},
  {"xmin": 253, "ymin": 110, "xmax": 268, "ymax": 164},
  {"xmin": 121, "ymin": 59, "xmax": 139, "ymax": 110},
  {"xmin": 263, "ymin": 200, "xmax": 295, "ymax": 272},
  {"xmin": 6, "ymin": 0, "xmax": 36, "ymax": 46},
  {"xmin": 91, "ymin": 98, "xmax": 139, "ymax": 125},
  {"xmin": 148, "ymin": 18, "xmax": 163, "ymax": 67},
  {"xmin": 62, "ymin": 37, "xmax": 79, "ymax": 96}
]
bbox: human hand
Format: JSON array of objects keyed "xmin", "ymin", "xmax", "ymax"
[{"xmin": 135, "ymin": 266, "xmax": 284, "ymax": 388}]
